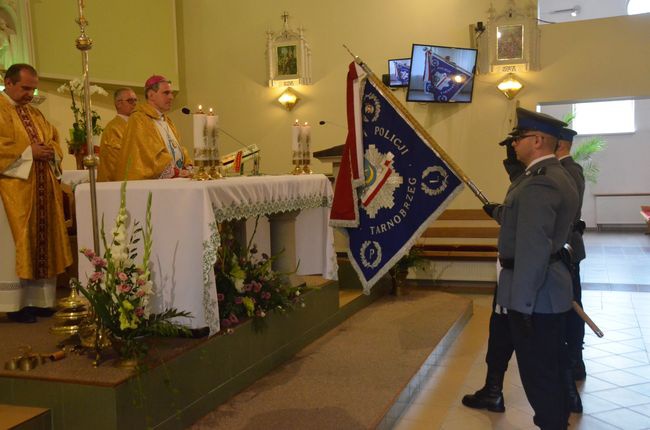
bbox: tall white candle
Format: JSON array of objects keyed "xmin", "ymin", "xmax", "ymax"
[
  {"xmin": 206, "ymin": 108, "xmax": 219, "ymax": 160},
  {"xmin": 192, "ymin": 113, "xmax": 207, "ymax": 151},
  {"xmin": 300, "ymin": 122, "xmax": 311, "ymax": 160},
  {"xmin": 292, "ymin": 119, "xmax": 301, "ymax": 152}
]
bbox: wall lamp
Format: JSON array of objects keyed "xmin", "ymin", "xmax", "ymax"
[
  {"xmin": 278, "ymin": 87, "xmax": 300, "ymax": 111},
  {"xmin": 497, "ymin": 73, "xmax": 524, "ymax": 99}
]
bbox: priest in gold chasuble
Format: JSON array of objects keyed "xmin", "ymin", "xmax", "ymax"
[
  {"xmin": 0, "ymin": 64, "xmax": 73, "ymax": 322},
  {"xmin": 116, "ymin": 75, "xmax": 191, "ymax": 180},
  {"xmin": 97, "ymin": 87, "xmax": 137, "ymax": 182}
]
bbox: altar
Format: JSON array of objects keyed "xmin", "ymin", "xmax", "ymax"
[{"xmin": 75, "ymin": 174, "xmax": 337, "ymax": 334}]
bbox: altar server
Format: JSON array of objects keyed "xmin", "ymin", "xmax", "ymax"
[
  {"xmin": 0, "ymin": 64, "xmax": 72, "ymax": 323},
  {"xmin": 116, "ymin": 75, "xmax": 191, "ymax": 179},
  {"xmin": 97, "ymin": 87, "xmax": 137, "ymax": 182}
]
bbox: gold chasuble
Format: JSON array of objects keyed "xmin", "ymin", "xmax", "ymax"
[
  {"xmin": 116, "ymin": 103, "xmax": 191, "ymax": 180},
  {"xmin": 0, "ymin": 95, "xmax": 73, "ymax": 280},
  {"xmin": 97, "ymin": 115, "xmax": 127, "ymax": 182}
]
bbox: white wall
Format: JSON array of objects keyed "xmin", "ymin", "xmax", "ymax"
[
  {"xmin": 25, "ymin": 3, "xmax": 650, "ymax": 206},
  {"xmin": 542, "ymin": 99, "xmax": 650, "ymax": 227}
]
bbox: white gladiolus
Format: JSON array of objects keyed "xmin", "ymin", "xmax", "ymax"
[{"xmin": 234, "ymin": 278, "xmax": 244, "ymax": 293}]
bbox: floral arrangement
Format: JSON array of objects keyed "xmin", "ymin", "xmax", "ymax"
[
  {"xmin": 215, "ymin": 219, "xmax": 304, "ymax": 331},
  {"xmin": 56, "ymin": 78, "xmax": 108, "ymax": 154},
  {"xmin": 75, "ymin": 181, "xmax": 191, "ymax": 361}
]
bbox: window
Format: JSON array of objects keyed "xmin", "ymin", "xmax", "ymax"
[
  {"xmin": 572, "ymin": 100, "xmax": 635, "ymax": 135},
  {"xmin": 627, "ymin": 0, "xmax": 650, "ymax": 15}
]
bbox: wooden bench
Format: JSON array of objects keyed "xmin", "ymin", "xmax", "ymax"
[
  {"xmin": 641, "ymin": 205, "xmax": 650, "ymax": 234},
  {"xmin": 411, "ymin": 209, "xmax": 499, "ymax": 284}
]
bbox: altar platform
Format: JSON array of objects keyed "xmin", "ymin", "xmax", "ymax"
[{"xmin": 0, "ymin": 265, "xmax": 471, "ymax": 429}]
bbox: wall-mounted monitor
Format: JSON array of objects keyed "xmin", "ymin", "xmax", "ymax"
[
  {"xmin": 387, "ymin": 58, "xmax": 411, "ymax": 87},
  {"xmin": 406, "ymin": 44, "xmax": 477, "ymax": 103}
]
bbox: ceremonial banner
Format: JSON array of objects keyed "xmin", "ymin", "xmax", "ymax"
[
  {"xmin": 331, "ymin": 62, "xmax": 464, "ymax": 291},
  {"xmin": 395, "ymin": 61, "xmax": 410, "ymax": 86},
  {"xmin": 424, "ymin": 49, "xmax": 473, "ymax": 102}
]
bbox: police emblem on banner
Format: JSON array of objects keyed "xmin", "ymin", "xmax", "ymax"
[
  {"xmin": 424, "ymin": 50, "xmax": 472, "ymax": 102},
  {"xmin": 343, "ymin": 78, "xmax": 465, "ymax": 291}
]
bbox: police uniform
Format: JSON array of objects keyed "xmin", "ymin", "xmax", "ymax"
[
  {"xmin": 558, "ymin": 128, "xmax": 587, "ymax": 381},
  {"xmin": 495, "ymin": 111, "xmax": 579, "ymax": 429}
]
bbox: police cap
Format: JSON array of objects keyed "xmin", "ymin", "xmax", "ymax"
[
  {"xmin": 514, "ymin": 107, "xmax": 567, "ymax": 139},
  {"xmin": 558, "ymin": 127, "xmax": 578, "ymax": 143}
]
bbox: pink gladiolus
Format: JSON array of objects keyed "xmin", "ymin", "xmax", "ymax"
[
  {"xmin": 229, "ymin": 313, "xmax": 239, "ymax": 323},
  {"xmin": 252, "ymin": 281, "xmax": 262, "ymax": 293},
  {"xmin": 135, "ymin": 307, "xmax": 145, "ymax": 317},
  {"xmin": 90, "ymin": 271, "xmax": 103, "ymax": 281},
  {"xmin": 91, "ymin": 256, "xmax": 107, "ymax": 267},
  {"xmin": 217, "ymin": 293, "xmax": 225, "ymax": 302},
  {"xmin": 136, "ymin": 290, "xmax": 146, "ymax": 297},
  {"xmin": 136, "ymin": 278, "xmax": 146, "ymax": 286},
  {"xmin": 261, "ymin": 292, "xmax": 271, "ymax": 300},
  {"xmin": 118, "ymin": 284, "xmax": 131, "ymax": 293},
  {"xmin": 82, "ymin": 248, "xmax": 95, "ymax": 258},
  {"xmin": 118, "ymin": 272, "xmax": 128, "ymax": 281}
]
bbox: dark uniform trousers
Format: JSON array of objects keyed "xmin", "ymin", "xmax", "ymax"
[
  {"xmin": 566, "ymin": 263, "xmax": 585, "ymax": 361},
  {"xmin": 486, "ymin": 291, "xmax": 514, "ymax": 373}
]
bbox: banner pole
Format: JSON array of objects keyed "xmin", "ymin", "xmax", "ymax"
[{"xmin": 342, "ymin": 45, "xmax": 490, "ymax": 205}]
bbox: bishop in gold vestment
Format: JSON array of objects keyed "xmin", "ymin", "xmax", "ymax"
[
  {"xmin": 0, "ymin": 64, "xmax": 72, "ymax": 320},
  {"xmin": 116, "ymin": 76, "xmax": 191, "ymax": 180}
]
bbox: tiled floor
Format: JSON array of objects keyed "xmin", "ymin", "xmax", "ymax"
[{"xmin": 394, "ymin": 231, "xmax": 650, "ymax": 429}]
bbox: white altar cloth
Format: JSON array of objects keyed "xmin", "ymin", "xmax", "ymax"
[{"xmin": 75, "ymin": 175, "xmax": 337, "ymax": 334}]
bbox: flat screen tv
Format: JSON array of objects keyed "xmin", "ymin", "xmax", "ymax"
[
  {"xmin": 387, "ymin": 58, "xmax": 411, "ymax": 87},
  {"xmin": 406, "ymin": 44, "xmax": 477, "ymax": 103}
]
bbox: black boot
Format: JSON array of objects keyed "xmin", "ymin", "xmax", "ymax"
[
  {"xmin": 565, "ymin": 368, "xmax": 583, "ymax": 413},
  {"xmin": 462, "ymin": 370, "xmax": 505, "ymax": 412}
]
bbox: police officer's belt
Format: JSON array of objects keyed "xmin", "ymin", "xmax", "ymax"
[{"xmin": 499, "ymin": 251, "xmax": 562, "ymax": 270}]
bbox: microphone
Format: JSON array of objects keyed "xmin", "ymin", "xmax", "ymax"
[{"xmin": 319, "ymin": 120, "xmax": 346, "ymax": 129}]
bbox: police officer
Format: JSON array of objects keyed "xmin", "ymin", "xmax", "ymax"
[
  {"xmin": 556, "ymin": 127, "xmax": 587, "ymax": 385},
  {"xmin": 483, "ymin": 108, "xmax": 578, "ymax": 429},
  {"xmin": 462, "ymin": 124, "xmax": 586, "ymax": 416}
]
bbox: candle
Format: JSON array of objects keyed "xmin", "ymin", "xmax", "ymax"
[
  {"xmin": 291, "ymin": 120, "xmax": 301, "ymax": 158},
  {"xmin": 192, "ymin": 112, "xmax": 207, "ymax": 150},
  {"xmin": 300, "ymin": 121, "xmax": 311, "ymax": 159},
  {"xmin": 205, "ymin": 109, "xmax": 219, "ymax": 160}
]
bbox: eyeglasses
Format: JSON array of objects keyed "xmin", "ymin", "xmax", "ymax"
[
  {"xmin": 118, "ymin": 98, "xmax": 138, "ymax": 104},
  {"xmin": 514, "ymin": 134, "xmax": 537, "ymax": 142}
]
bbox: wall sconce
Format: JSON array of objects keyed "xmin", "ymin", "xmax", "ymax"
[
  {"xmin": 497, "ymin": 73, "xmax": 524, "ymax": 99},
  {"xmin": 278, "ymin": 87, "xmax": 300, "ymax": 111}
]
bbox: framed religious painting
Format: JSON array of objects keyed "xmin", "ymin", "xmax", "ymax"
[
  {"xmin": 496, "ymin": 24, "xmax": 523, "ymax": 61},
  {"xmin": 266, "ymin": 13, "xmax": 312, "ymax": 87},
  {"xmin": 472, "ymin": 1, "xmax": 540, "ymax": 74}
]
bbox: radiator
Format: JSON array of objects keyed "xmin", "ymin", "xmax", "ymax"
[{"xmin": 595, "ymin": 194, "xmax": 650, "ymax": 225}]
